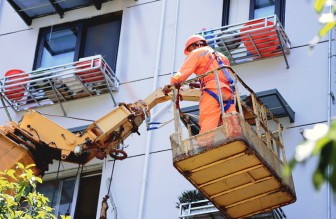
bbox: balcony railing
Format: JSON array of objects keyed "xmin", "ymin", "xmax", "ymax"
[
  {"xmin": 198, "ymin": 15, "xmax": 291, "ymax": 68},
  {"xmin": 0, "ymin": 55, "xmax": 120, "ymax": 114},
  {"xmin": 179, "ymin": 200, "xmax": 286, "ymax": 219}
]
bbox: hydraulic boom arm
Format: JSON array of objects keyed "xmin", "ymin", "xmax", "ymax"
[{"xmin": 0, "ymin": 87, "xmax": 201, "ymax": 175}]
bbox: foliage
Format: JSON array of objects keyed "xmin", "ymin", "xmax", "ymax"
[
  {"xmin": 285, "ymin": 0, "xmax": 336, "ymax": 194},
  {"xmin": 0, "ymin": 163, "xmax": 71, "ymax": 219},
  {"xmin": 176, "ymin": 189, "xmax": 206, "ymax": 208},
  {"xmin": 311, "ymin": 0, "xmax": 336, "ymax": 44},
  {"xmin": 285, "ymin": 120, "xmax": 336, "ymax": 192}
]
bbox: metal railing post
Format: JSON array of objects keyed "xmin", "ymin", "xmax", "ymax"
[{"xmin": 214, "ymin": 70, "xmax": 226, "ymax": 121}]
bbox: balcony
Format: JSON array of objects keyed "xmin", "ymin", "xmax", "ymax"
[
  {"xmin": 179, "ymin": 200, "xmax": 286, "ymax": 219},
  {"xmin": 0, "ymin": 55, "xmax": 119, "ymax": 115},
  {"xmin": 199, "ymin": 15, "xmax": 291, "ymax": 68}
]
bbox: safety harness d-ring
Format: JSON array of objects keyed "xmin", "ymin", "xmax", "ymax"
[{"xmin": 109, "ymin": 149, "xmax": 127, "ymax": 160}]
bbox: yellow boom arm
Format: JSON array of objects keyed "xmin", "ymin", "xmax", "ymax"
[{"xmin": 0, "ymin": 88, "xmax": 201, "ymax": 175}]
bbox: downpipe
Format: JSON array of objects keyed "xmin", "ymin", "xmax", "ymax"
[
  {"xmin": 137, "ymin": 0, "xmax": 167, "ymax": 218},
  {"xmin": 327, "ymin": 10, "xmax": 333, "ymax": 219}
]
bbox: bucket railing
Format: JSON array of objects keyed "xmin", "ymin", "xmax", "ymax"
[{"xmin": 171, "ymin": 65, "xmax": 286, "ymax": 163}]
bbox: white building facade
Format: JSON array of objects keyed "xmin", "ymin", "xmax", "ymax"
[{"xmin": 0, "ymin": 0, "xmax": 335, "ymax": 218}]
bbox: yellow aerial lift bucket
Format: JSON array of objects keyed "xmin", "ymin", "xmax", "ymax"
[{"xmin": 169, "ymin": 67, "xmax": 296, "ymax": 219}]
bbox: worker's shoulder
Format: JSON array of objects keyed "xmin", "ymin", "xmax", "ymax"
[{"xmin": 192, "ymin": 46, "xmax": 213, "ymax": 57}]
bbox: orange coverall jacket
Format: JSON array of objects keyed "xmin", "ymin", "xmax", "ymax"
[{"xmin": 170, "ymin": 46, "xmax": 236, "ymax": 134}]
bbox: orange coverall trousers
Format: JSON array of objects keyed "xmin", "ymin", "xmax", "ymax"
[{"xmin": 199, "ymin": 86, "xmax": 235, "ymax": 134}]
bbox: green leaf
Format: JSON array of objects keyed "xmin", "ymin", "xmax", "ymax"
[
  {"xmin": 283, "ymin": 159, "xmax": 297, "ymax": 178},
  {"xmin": 330, "ymin": 166, "xmax": 336, "ymax": 191},
  {"xmin": 319, "ymin": 21, "xmax": 336, "ymax": 37},
  {"xmin": 313, "ymin": 169, "xmax": 324, "ymax": 190},
  {"xmin": 25, "ymin": 164, "xmax": 36, "ymax": 170},
  {"xmin": 176, "ymin": 189, "xmax": 206, "ymax": 208},
  {"xmin": 314, "ymin": 0, "xmax": 327, "ymax": 13},
  {"xmin": 6, "ymin": 169, "xmax": 17, "ymax": 180},
  {"xmin": 16, "ymin": 163, "xmax": 24, "ymax": 170},
  {"xmin": 35, "ymin": 176, "xmax": 43, "ymax": 184},
  {"xmin": 15, "ymin": 185, "xmax": 26, "ymax": 202},
  {"xmin": 329, "ymin": 141, "xmax": 336, "ymax": 191},
  {"xmin": 312, "ymin": 141, "xmax": 333, "ymax": 190},
  {"xmin": 37, "ymin": 210, "xmax": 46, "ymax": 218},
  {"xmin": 0, "ymin": 164, "xmax": 60, "ymax": 219},
  {"xmin": 318, "ymin": 141, "xmax": 333, "ymax": 174},
  {"xmin": 313, "ymin": 137, "xmax": 331, "ymax": 155}
]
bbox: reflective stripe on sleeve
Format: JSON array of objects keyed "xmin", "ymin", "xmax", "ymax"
[{"xmin": 173, "ymin": 72, "xmax": 182, "ymax": 80}]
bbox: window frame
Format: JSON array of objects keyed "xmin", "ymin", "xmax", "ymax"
[
  {"xmin": 33, "ymin": 11, "xmax": 122, "ymax": 71},
  {"xmin": 36, "ymin": 175, "xmax": 77, "ymax": 217},
  {"xmin": 37, "ymin": 168, "xmax": 102, "ymax": 218},
  {"xmin": 222, "ymin": 0, "xmax": 230, "ymax": 26},
  {"xmin": 249, "ymin": 0, "xmax": 286, "ymax": 26},
  {"xmin": 80, "ymin": 12, "xmax": 122, "ymax": 71},
  {"xmin": 34, "ymin": 21, "xmax": 83, "ymax": 70}
]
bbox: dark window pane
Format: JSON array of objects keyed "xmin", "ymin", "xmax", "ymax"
[
  {"xmin": 255, "ymin": 0, "xmax": 275, "ymax": 8},
  {"xmin": 254, "ymin": 0, "xmax": 275, "ymax": 18},
  {"xmin": 249, "ymin": 0, "xmax": 285, "ymax": 26},
  {"xmin": 74, "ymin": 175, "xmax": 101, "ymax": 219},
  {"xmin": 37, "ymin": 178, "xmax": 76, "ymax": 217},
  {"xmin": 82, "ymin": 18, "xmax": 122, "ymax": 71},
  {"xmin": 40, "ymin": 27, "xmax": 78, "ymax": 68},
  {"xmin": 37, "ymin": 180, "xmax": 59, "ymax": 208},
  {"xmin": 58, "ymin": 178, "xmax": 76, "ymax": 217}
]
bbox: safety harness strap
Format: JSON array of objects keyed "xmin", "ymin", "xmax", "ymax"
[
  {"xmin": 198, "ymin": 50, "xmax": 235, "ymax": 113},
  {"xmin": 199, "ymin": 50, "xmax": 235, "ymax": 95},
  {"xmin": 203, "ymin": 56, "xmax": 215, "ymax": 77},
  {"xmin": 212, "ymin": 51, "xmax": 235, "ymax": 95},
  {"xmin": 203, "ymin": 89, "xmax": 234, "ymax": 112},
  {"xmin": 199, "ymin": 55, "xmax": 215, "ymax": 88}
]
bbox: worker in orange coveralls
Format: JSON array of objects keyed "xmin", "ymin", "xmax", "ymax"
[{"xmin": 164, "ymin": 35, "xmax": 236, "ymax": 146}]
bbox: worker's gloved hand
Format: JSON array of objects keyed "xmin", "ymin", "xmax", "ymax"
[
  {"xmin": 162, "ymin": 83, "xmax": 172, "ymax": 94},
  {"xmin": 189, "ymin": 82, "xmax": 200, "ymax": 89}
]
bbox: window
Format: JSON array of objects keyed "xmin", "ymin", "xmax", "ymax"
[
  {"xmin": 249, "ymin": 0, "xmax": 286, "ymax": 25},
  {"xmin": 222, "ymin": 0, "xmax": 230, "ymax": 26},
  {"xmin": 36, "ymin": 24, "xmax": 81, "ymax": 68},
  {"xmin": 37, "ymin": 171, "xmax": 102, "ymax": 219},
  {"xmin": 37, "ymin": 178, "xmax": 76, "ymax": 217},
  {"xmin": 34, "ymin": 11, "xmax": 122, "ymax": 71},
  {"xmin": 74, "ymin": 174, "xmax": 102, "ymax": 218}
]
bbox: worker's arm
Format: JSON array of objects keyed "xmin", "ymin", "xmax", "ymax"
[{"xmin": 170, "ymin": 51, "xmax": 200, "ymax": 84}]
